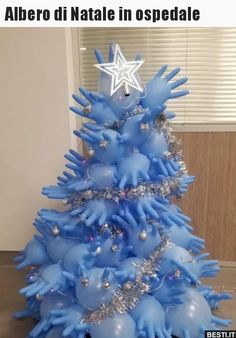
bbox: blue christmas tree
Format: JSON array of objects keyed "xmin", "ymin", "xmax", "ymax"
[{"xmin": 14, "ymin": 44, "xmax": 232, "ymax": 338}]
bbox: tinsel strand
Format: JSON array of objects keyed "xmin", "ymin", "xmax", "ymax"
[
  {"xmin": 82, "ymin": 236, "xmax": 173, "ymax": 324},
  {"xmin": 66, "ymin": 177, "xmax": 181, "ymax": 207}
]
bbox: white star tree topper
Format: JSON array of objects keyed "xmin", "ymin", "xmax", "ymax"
[{"xmin": 94, "ymin": 44, "xmax": 144, "ymax": 96}]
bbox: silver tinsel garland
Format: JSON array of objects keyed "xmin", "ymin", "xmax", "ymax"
[
  {"xmin": 82, "ymin": 236, "xmax": 173, "ymax": 324},
  {"xmin": 156, "ymin": 113, "xmax": 183, "ymax": 159},
  {"xmin": 157, "ymin": 113, "xmax": 188, "ymax": 182},
  {"xmin": 104, "ymin": 105, "xmax": 149, "ymax": 129},
  {"xmin": 67, "ymin": 177, "xmax": 181, "ymax": 207}
]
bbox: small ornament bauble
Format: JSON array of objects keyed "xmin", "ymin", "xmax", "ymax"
[
  {"xmin": 123, "ymin": 281, "xmax": 132, "ymax": 291},
  {"xmin": 103, "ymin": 223, "xmax": 109, "ymax": 230},
  {"xmin": 26, "ymin": 272, "xmax": 38, "ymax": 284},
  {"xmin": 142, "ymin": 283, "xmax": 150, "ymax": 293},
  {"xmin": 140, "ymin": 122, "xmax": 150, "ymax": 132},
  {"xmin": 163, "ymin": 150, "xmax": 172, "ymax": 159},
  {"xmin": 83, "ymin": 105, "xmax": 91, "ymax": 114},
  {"xmin": 99, "ymin": 140, "xmax": 108, "ymax": 148},
  {"xmin": 36, "ymin": 293, "xmax": 43, "ymax": 301},
  {"xmin": 116, "ymin": 228, "xmax": 123, "ymax": 235},
  {"xmin": 81, "ymin": 277, "xmax": 89, "ymax": 288},
  {"xmin": 84, "ymin": 189, "xmax": 93, "ymax": 200},
  {"xmin": 62, "ymin": 199, "xmax": 68, "ymax": 206},
  {"xmin": 96, "ymin": 246, "xmax": 102, "ymax": 255},
  {"xmin": 111, "ymin": 244, "xmax": 119, "ymax": 253},
  {"xmin": 139, "ymin": 230, "xmax": 148, "ymax": 241},
  {"xmin": 87, "ymin": 148, "xmax": 95, "ymax": 158},
  {"xmin": 175, "ymin": 269, "xmax": 181, "ymax": 278},
  {"xmin": 52, "ymin": 225, "xmax": 60, "ymax": 236},
  {"xmin": 103, "ymin": 280, "xmax": 111, "ymax": 289}
]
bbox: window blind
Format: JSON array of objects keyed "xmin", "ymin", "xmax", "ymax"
[{"xmin": 78, "ymin": 28, "xmax": 236, "ymax": 125}]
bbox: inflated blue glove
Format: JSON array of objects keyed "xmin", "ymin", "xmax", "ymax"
[{"xmin": 141, "ymin": 65, "xmax": 188, "ymax": 110}]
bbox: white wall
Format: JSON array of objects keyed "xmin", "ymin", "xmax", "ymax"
[{"xmin": 0, "ymin": 28, "xmax": 76, "ymax": 250}]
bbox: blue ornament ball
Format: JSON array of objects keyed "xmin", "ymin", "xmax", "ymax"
[
  {"xmin": 46, "ymin": 236, "xmax": 76, "ymax": 263},
  {"xmin": 128, "ymin": 225, "xmax": 161, "ymax": 258},
  {"xmin": 165, "ymin": 288, "xmax": 213, "ymax": 338},
  {"xmin": 40, "ymin": 291, "xmax": 74, "ymax": 318},
  {"xmin": 160, "ymin": 245, "xmax": 193, "ymax": 275},
  {"xmin": 92, "ymin": 129, "xmax": 125, "ymax": 164},
  {"xmin": 15, "ymin": 238, "xmax": 48, "ymax": 270},
  {"xmin": 95, "ymin": 236, "xmax": 127, "ymax": 268},
  {"xmin": 90, "ymin": 313, "xmax": 136, "ymax": 338},
  {"xmin": 75, "ymin": 267, "xmax": 119, "ymax": 310},
  {"xmin": 87, "ymin": 163, "xmax": 117, "ymax": 188},
  {"xmin": 63, "ymin": 243, "xmax": 96, "ymax": 274},
  {"xmin": 121, "ymin": 114, "xmax": 153, "ymax": 147},
  {"xmin": 139, "ymin": 131, "xmax": 168, "ymax": 160}
]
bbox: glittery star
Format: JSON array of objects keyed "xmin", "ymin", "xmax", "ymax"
[{"xmin": 94, "ymin": 44, "xmax": 144, "ymax": 96}]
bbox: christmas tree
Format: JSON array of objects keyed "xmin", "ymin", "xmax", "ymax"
[{"xmin": 14, "ymin": 44, "xmax": 232, "ymax": 338}]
